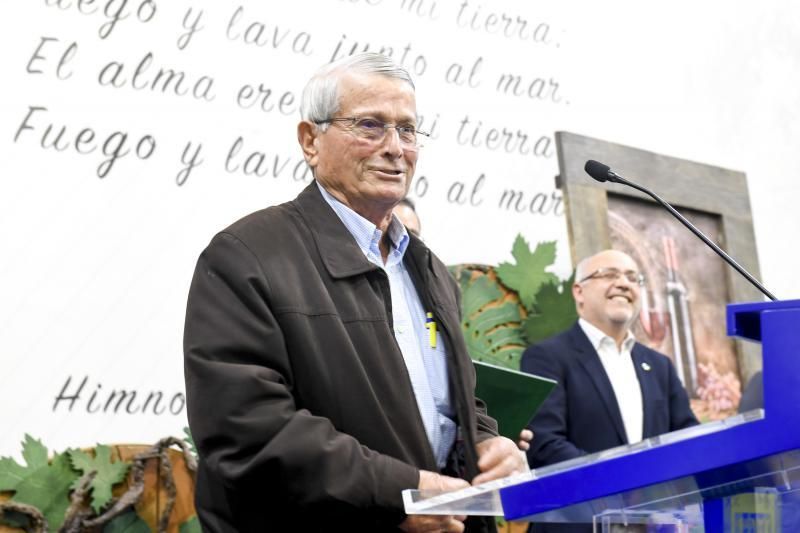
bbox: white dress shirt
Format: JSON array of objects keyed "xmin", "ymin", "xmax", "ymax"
[{"xmin": 578, "ymin": 318, "xmax": 644, "ymax": 444}]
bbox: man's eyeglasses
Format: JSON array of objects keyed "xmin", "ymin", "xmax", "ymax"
[
  {"xmin": 578, "ymin": 267, "xmax": 644, "ymax": 285},
  {"xmin": 315, "ymin": 116, "xmax": 430, "ymax": 148}
]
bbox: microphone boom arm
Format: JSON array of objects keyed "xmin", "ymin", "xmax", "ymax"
[{"xmin": 609, "ymin": 174, "xmax": 777, "ymax": 301}]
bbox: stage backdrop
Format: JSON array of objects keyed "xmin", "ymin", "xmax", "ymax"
[{"xmin": 2, "ymin": 0, "xmax": 799, "ymax": 455}]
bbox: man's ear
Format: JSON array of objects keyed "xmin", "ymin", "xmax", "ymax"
[
  {"xmin": 297, "ymin": 121, "xmax": 320, "ymax": 168},
  {"xmin": 572, "ymin": 282, "xmax": 583, "ymax": 307}
]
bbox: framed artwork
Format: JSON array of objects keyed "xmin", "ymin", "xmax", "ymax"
[{"xmin": 555, "ymin": 132, "xmax": 765, "ymax": 421}]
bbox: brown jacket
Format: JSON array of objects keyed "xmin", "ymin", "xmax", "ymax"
[{"xmin": 184, "ymin": 182, "xmax": 498, "ymax": 532}]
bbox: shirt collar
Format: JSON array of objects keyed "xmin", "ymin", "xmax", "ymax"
[
  {"xmin": 316, "ymin": 181, "xmax": 409, "ymax": 263},
  {"xmin": 578, "ymin": 318, "xmax": 636, "ymax": 353}
]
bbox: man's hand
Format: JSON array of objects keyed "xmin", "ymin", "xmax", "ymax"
[
  {"xmin": 399, "ymin": 470, "xmax": 469, "ymax": 532},
  {"xmin": 399, "ymin": 514, "xmax": 467, "ymax": 533},
  {"xmin": 472, "ymin": 436, "xmax": 529, "ymax": 486},
  {"xmin": 517, "ymin": 428, "xmax": 534, "ymax": 451}
]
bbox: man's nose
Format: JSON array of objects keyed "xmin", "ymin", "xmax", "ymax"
[
  {"xmin": 380, "ymin": 127, "xmax": 404, "ymax": 157},
  {"xmin": 614, "ymin": 276, "xmax": 634, "ymax": 289}
]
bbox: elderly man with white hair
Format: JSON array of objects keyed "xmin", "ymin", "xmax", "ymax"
[{"xmin": 184, "ymin": 53, "xmax": 526, "ymax": 533}]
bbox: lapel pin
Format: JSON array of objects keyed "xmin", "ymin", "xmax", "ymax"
[{"xmin": 641, "ymin": 362, "xmax": 652, "ymax": 371}]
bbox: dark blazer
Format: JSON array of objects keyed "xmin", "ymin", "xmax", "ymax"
[
  {"xmin": 522, "ymin": 322, "xmax": 698, "ymax": 467},
  {"xmin": 184, "ymin": 182, "xmax": 497, "ymax": 532},
  {"xmin": 520, "ymin": 322, "xmax": 698, "ymax": 533}
]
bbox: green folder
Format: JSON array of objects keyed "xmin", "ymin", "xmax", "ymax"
[{"xmin": 473, "ymin": 360, "xmax": 557, "ymax": 441}]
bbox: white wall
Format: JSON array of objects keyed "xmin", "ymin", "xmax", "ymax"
[{"xmin": 1, "ymin": 0, "xmax": 798, "ymax": 455}]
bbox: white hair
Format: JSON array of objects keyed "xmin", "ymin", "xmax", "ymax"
[{"xmin": 299, "ymin": 52, "xmax": 415, "ymax": 129}]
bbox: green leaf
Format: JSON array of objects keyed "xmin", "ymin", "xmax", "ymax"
[
  {"xmin": 179, "ymin": 515, "xmax": 203, "ymax": 533},
  {"xmin": 0, "ymin": 456, "xmax": 27, "ymax": 491},
  {"xmin": 1, "ymin": 436, "xmax": 78, "ymax": 530},
  {"xmin": 486, "ymin": 326, "xmax": 525, "ymax": 347},
  {"xmin": 12, "ymin": 451, "xmax": 80, "ymax": 531},
  {"xmin": 183, "ymin": 426, "xmax": 197, "ymax": 456},
  {"xmin": 523, "ymin": 276, "xmax": 579, "ymax": 345},
  {"xmin": 0, "ymin": 435, "xmax": 51, "ymax": 493},
  {"xmin": 20, "ymin": 435, "xmax": 48, "ymax": 471},
  {"xmin": 484, "ymin": 345, "xmax": 525, "ymax": 370},
  {"xmin": 461, "ymin": 275, "xmax": 526, "ymax": 370},
  {"xmin": 69, "ymin": 445, "xmax": 130, "ymax": 513},
  {"xmin": 469, "ymin": 302, "xmax": 519, "ymax": 333},
  {"xmin": 103, "ymin": 511, "xmax": 152, "ymax": 533},
  {"xmin": 461, "ymin": 273, "xmax": 502, "ymax": 316},
  {"xmin": 455, "ymin": 269, "xmax": 471, "ymax": 296},
  {"xmin": 495, "ymin": 237, "xmax": 559, "ymax": 310},
  {"xmin": 0, "ymin": 435, "xmax": 81, "ymax": 531}
]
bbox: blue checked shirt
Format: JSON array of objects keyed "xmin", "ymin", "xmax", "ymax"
[{"xmin": 318, "ymin": 183, "xmax": 457, "ymax": 468}]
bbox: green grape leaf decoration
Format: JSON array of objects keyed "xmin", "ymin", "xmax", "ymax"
[
  {"xmin": 179, "ymin": 515, "xmax": 203, "ymax": 533},
  {"xmin": 69, "ymin": 444, "xmax": 130, "ymax": 513},
  {"xmin": 460, "ymin": 271, "xmax": 527, "ymax": 370},
  {"xmin": 523, "ymin": 275, "xmax": 578, "ymax": 345},
  {"xmin": 104, "ymin": 511, "xmax": 152, "ymax": 533},
  {"xmin": 183, "ymin": 426, "xmax": 197, "ymax": 457},
  {"xmin": 4, "ymin": 445, "xmax": 79, "ymax": 531},
  {"xmin": 496, "ymin": 236, "xmax": 559, "ymax": 310}
]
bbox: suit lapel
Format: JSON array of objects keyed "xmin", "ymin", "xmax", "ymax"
[
  {"xmin": 632, "ymin": 344, "xmax": 656, "ymax": 438},
  {"xmin": 570, "ymin": 324, "xmax": 629, "ymax": 444}
]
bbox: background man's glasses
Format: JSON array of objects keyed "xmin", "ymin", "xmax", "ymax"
[
  {"xmin": 316, "ymin": 116, "xmax": 430, "ymax": 148},
  {"xmin": 578, "ymin": 267, "xmax": 645, "ymax": 285}
]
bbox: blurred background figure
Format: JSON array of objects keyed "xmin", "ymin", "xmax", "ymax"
[{"xmin": 393, "ymin": 197, "xmax": 421, "ymax": 237}]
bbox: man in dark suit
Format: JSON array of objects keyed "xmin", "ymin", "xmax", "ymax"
[{"xmin": 521, "ymin": 250, "xmax": 698, "ymax": 531}]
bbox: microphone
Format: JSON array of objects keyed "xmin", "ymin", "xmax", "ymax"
[
  {"xmin": 584, "ymin": 160, "xmax": 620, "ymax": 183},
  {"xmin": 583, "ymin": 160, "xmax": 777, "ymax": 301}
]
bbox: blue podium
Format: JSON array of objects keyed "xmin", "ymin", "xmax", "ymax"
[{"xmin": 405, "ymin": 300, "xmax": 800, "ymax": 531}]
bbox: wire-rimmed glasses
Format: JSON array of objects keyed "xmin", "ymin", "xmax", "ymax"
[
  {"xmin": 315, "ymin": 116, "xmax": 430, "ymax": 149},
  {"xmin": 578, "ymin": 267, "xmax": 645, "ymax": 286}
]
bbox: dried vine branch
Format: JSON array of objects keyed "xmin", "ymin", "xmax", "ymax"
[
  {"xmin": 82, "ymin": 436, "xmax": 197, "ymax": 532},
  {"xmin": 1, "ymin": 435, "xmax": 197, "ymax": 533},
  {"xmin": 0, "ymin": 500, "xmax": 47, "ymax": 533},
  {"xmin": 60, "ymin": 471, "xmax": 96, "ymax": 533}
]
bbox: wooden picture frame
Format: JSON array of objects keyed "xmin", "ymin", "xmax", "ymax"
[{"xmin": 555, "ymin": 131, "xmax": 764, "ymax": 419}]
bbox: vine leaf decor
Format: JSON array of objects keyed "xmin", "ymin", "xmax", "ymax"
[
  {"xmin": 179, "ymin": 515, "xmax": 203, "ymax": 533},
  {"xmin": 0, "ymin": 451, "xmax": 29, "ymax": 490},
  {"xmin": 103, "ymin": 510, "xmax": 152, "ymax": 533},
  {"xmin": 1, "ymin": 434, "xmax": 200, "ymax": 532},
  {"xmin": 523, "ymin": 274, "xmax": 579, "ymax": 345},
  {"xmin": 456, "ymin": 268, "xmax": 527, "ymax": 370},
  {"xmin": 183, "ymin": 426, "xmax": 197, "ymax": 456},
  {"xmin": 451, "ymin": 235, "xmax": 576, "ymax": 371},
  {"xmin": 69, "ymin": 444, "xmax": 130, "ymax": 513},
  {"xmin": 0, "ymin": 435, "xmax": 79, "ymax": 530},
  {"xmin": 495, "ymin": 236, "xmax": 558, "ymax": 310}
]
